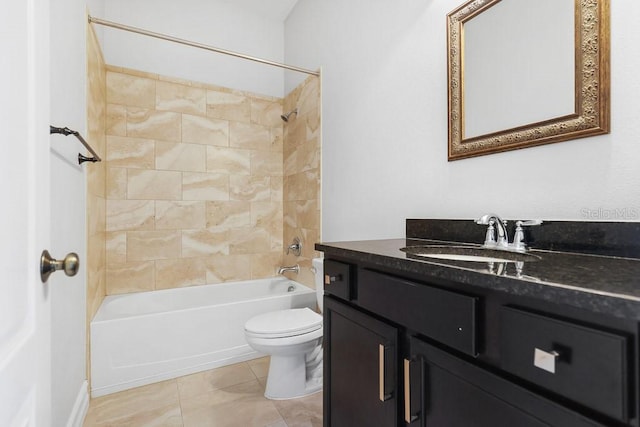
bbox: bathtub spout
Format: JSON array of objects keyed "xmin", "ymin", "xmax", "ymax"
[{"xmin": 278, "ymin": 264, "xmax": 300, "ymax": 275}]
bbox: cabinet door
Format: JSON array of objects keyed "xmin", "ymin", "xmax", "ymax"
[
  {"xmin": 324, "ymin": 297, "xmax": 398, "ymax": 427},
  {"xmin": 405, "ymin": 337, "xmax": 604, "ymax": 427}
]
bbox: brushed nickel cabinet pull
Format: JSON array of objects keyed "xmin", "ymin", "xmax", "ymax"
[
  {"xmin": 533, "ymin": 348, "xmax": 560, "ymax": 374},
  {"xmin": 404, "ymin": 358, "xmax": 412, "ymax": 423},
  {"xmin": 379, "ymin": 344, "xmax": 385, "ymax": 402}
]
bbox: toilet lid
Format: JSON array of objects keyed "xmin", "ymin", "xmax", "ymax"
[{"xmin": 245, "ymin": 308, "xmax": 322, "ymax": 338}]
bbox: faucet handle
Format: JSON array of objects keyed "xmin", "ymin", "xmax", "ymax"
[
  {"xmin": 518, "ymin": 220, "xmax": 543, "ymax": 227},
  {"xmin": 513, "ymin": 220, "xmax": 543, "ymax": 251},
  {"xmin": 286, "ymin": 236, "xmax": 302, "ymax": 256},
  {"xmin": 484, "ymin": 220, "xmax": 496, "ymax": 245}
]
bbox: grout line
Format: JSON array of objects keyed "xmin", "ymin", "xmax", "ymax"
[{"xmin": 173, "ymin": 378, "xmax": 186, "ymax": 427}]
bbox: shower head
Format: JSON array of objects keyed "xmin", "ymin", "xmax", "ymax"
[{"xmin": 281, "ymin": 108, "xmax": 298, "ymax": 122}]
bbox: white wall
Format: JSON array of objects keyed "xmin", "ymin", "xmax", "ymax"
[
  {"xmin": 285, "ymin": 0, "xmax": 640, "ymax": 241},
  {"xmin": 97, "ymin": 0, "xmax": 287, "ymax": 97},
  {"xmin": 50, "ymin": 0, "xmax": 90, "ymax": 424},
  {"xmin": 87, "ymin": 0, "xmax": 106, "ymax": 42}
]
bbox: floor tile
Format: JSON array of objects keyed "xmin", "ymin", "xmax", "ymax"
[
  {"xmin": 248, "ymin": 356, "xmax": 270, "ymax": 378},
  {"xmin": 264, "ymin": 420, "xmax": 288, "ymax": 427},
  {"xmin": 181, "ymin": 379, "xmax": 284, "ymax": 427},
  {"xmin": 84, "ymin": 403, "xmax": 183, "ymax": 427},
  {"xmin": 84, "ymin": 380, "xmax": 181, "ymax": 426},
  {"xmin": 84, "ymin": 359, "xmax": 323, "ymax": 427},
  {"xmin": 273, "ymin": 390, "xmax": 323, "ymax": 427},
  {"xmin": 177, "ymin": 361, "xmax": 258, "ymax": 399}
]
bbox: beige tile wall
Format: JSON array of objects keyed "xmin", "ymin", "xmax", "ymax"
[
  {"xmin": 283, "ymin": 75, "xmax": 322, "ymax": 288},
  {"xmin": 86, "ymin": 20, "xmax": 107, "ymax": 387},
  {"xmin": 104, "ymin": 67, "xmax": 286, "ymax": 294}
]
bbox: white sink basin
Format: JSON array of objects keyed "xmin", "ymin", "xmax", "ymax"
[
  {"xmin": 401, "ymin": 245, "xmax": 540, "ymax": 263},
  {"xmin": 413, "ymin": 253, "xmax": 519, "ymax": 263}
]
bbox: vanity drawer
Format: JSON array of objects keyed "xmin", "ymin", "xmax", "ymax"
[
  {"xmin": 323, "ymin": 259, "xmax": 353, "ymax": 301},
  {"xmin": 358, "ymin": 268, "xmax": 478, "ymax": 356},
  {"xmin": 500, "ymin": 306, "xmax": 629, "ymax": 422}
]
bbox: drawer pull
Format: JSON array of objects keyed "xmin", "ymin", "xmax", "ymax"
[
  {"xmin": 402, "ymin": 359, "xmax": 412, "ymax": 423},
  {"xmin": 379, "ymin": 344, "xmax": 393, "ymax": 402},
  {"xmin": 533, "ymin": 348, "xmax": 560, "ymax": 374},
  {"xmin": 404, "ymin": 359, "xmax": 411, "ymax": 422},
  {"xmin": 379, "ymin": 344, "xmax": 385, "ymax": 401},
  {"xmin": 325, "ymin": 274, "xmax": 341, "ymax": 285},
  {"xmin": 403, "ymin": 359, "xmax": 419, "ymax": 423}
]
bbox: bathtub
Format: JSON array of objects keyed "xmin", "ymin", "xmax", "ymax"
[{"xmin": 90, "ymin": 277, "xmax": 317, "ymax": 397}]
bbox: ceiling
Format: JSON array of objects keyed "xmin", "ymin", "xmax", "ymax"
[{"xmin": 220, "ymin": 0, "xmax": 299, "ymax": 21}]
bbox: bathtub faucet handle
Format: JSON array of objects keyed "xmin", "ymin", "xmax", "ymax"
[{"xmin": 286, "ymin": 237, "xmax": 302, "ymax": 256}]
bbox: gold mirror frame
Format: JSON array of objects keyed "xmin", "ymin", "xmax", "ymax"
[{"xmin": 447, "ymin": 0, "xmax": 610, "ymax": 161}]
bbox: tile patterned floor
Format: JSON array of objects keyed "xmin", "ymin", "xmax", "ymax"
[{"xmin": 83, "ymin": 357, "xmax": 322, "ymax": 427}]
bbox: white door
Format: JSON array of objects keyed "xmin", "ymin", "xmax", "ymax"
[{"xmin": 0, "ymin": 0, "xmax": 52, "ymax": 426}]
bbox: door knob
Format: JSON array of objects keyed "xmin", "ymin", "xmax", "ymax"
[{"xmin": 40, "ymin": 250, "xmax": 80, "ymax": 282}]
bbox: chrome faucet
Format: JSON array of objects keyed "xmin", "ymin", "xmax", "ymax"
[
  {"xmin": 278, "ymin": 264, "xmax": 300, "ymax": 275},
  {"xmin": 476, "ymin": 214, "xmax": 542, "ymax": 253}
]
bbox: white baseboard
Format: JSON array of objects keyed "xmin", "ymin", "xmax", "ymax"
[{"xmin": 66, "ymin": 380, "xmax": 89, "ymax": 427}]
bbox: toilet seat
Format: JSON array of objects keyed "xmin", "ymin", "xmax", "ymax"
[{"xmin": 245, "ymin": 308, "xmax": 322, "ymax": 339}]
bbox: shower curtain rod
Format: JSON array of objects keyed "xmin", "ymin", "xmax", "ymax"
[{"xmin": 88, "ymin": 16, "xmax": 320, "ymax": 77}]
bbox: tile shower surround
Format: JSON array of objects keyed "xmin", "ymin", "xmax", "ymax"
[
  {"xmin": 282, "ymin": 74, "xmax": 322, "ymax": 287},
  {"xmin": 103, "ymin": 67, "xmax": 321, "ymax": 295}
]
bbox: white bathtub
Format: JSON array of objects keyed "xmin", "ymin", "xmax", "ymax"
[{"xmin": 90, "ymin": 278, "xmax": 317, "ymax": 397}]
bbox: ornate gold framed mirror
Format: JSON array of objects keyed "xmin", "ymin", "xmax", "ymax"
[{"xmin": 447, "ymin": 0, "xmax": 610, "ymax": 161}]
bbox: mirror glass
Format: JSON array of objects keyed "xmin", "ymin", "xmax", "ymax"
[
  {"xmin": 463, "ymin": 0, "xmax": 574, "ymax": 138},
  {"xmin": 447, "ymin": 0, "xmax": 610, "ymax": 161}
]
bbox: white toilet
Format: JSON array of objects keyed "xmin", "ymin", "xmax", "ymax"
[{"xmin": 244, "ymin": 258, "xmax": 324, "ymax": 400}]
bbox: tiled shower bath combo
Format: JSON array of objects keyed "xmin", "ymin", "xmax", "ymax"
[{"xmin": 85, "ymin": 21, "xmax": 322, "ymax": 423}]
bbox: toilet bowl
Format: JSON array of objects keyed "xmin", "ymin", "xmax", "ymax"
[{"xmin": 244, "ymin": 258, "xmax": 324, "ymax": 400}]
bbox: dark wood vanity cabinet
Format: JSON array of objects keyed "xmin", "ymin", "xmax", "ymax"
[{"xmin": 322, "ymin": 258, "xmax": 638, "ymax": 427}]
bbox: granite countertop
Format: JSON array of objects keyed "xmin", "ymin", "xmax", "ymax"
[{"xmin": 316, "ymin": 238, "xmax": 640, "ymax": 321}]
